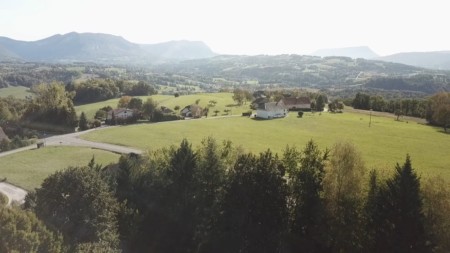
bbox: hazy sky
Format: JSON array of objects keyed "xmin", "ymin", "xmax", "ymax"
[{"xmin": 0, "ymin": 0, "xmax": 448, "ymax": 56}]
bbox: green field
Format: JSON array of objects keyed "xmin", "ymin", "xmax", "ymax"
[
  {"xmin": 75, "ymin": 93, "xmax": 251, "ymax": 119},
  {"xmin": 0, "ymin": 86, "xmax": 31, "ymax": 98},
  {"xmin": 0, "ymin": 147, "xmax": 120, "ymax": 191},
  {"xmin": 82, "ymin": 111, "xmax": 450, "ymax": 180}
]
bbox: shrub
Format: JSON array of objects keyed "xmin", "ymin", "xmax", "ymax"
[
  {"xmin": 0, "ymin": 192, "xmax": 8, "ymax": 207},
  {"xmin": 298, "ymin": 111, "xmax": 304, "ymax": 118},
  {"xmin": 90, "ymin": 119, "xmax": 102, "ymax": 128}
]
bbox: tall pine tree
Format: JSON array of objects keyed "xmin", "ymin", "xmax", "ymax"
[{"xmin": 372, "ymin": 155, "xmax": 430, "ymax": 252}]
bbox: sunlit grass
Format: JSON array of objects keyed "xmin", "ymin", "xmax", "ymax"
[
  {"xmin": 82, "ymin": 111, "xmax": 450, "ymax": 181},
  {"xmin": 0, "ymin": 146, "xmax": 120, "ymax": 190}
]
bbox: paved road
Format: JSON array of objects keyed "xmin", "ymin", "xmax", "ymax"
[
  {"xmin": 0, "ymin": 126, "xmax": 143, "ymax": 159},
  {"xmin": 43, "ymin": 127, "xmax": 143, "ymax": 154},
  {"xmin": 0, "ymin": 182, "xmax": 27, "ymax": 206},
  {"xmin": 0, "ymin": 116, "xmax": 240, "ymax": 200}
]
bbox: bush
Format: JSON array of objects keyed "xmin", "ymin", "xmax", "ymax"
[
  {"xmin": 0, "ymin": 192, "xmax": 8, "ymax": 207},
  {"xmin": 298, "ymin": 111, "xmax": 304, "ymax": 118},
  {"xmin": 90, "ymin": 119, "xmax": 102, "ymax": 128},
  {"xmin": 174, "ymin": 105, "xmax": 180, "ymax": 110}
]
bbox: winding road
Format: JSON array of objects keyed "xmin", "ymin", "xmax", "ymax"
[
  {"xmin": 0, "ymin": 116, "xmax": 242, "ymax": 203},
  {"xmin": 0, "ymin": 126, "xmax": 143, "ymax": 159},
  {"xmin": 0, "ymin": 126, "xmax": 143, "ymax": 203}
]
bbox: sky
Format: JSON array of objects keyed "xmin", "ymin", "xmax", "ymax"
[{"xmin": 0, "ymin": 0, "xmax": 449, "ymax": 56}]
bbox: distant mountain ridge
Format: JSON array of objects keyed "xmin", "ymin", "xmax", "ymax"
[
  {"xmin": 378, "ymin": 51, "xmax": 450, "ymax": 70},
  {"xmin": 313, "ymin": 46, "xmax": 379, "ymax": 59},
  {"xmin": 0, "ymin": 32, "xmax": 216, "ymax": 64}
]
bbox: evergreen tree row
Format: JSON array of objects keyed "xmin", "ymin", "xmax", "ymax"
[{"xmin": 2, "ymin": 138, "xmax": 448, "ymax": 252}]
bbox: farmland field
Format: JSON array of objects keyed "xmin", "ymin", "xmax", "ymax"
[
  {"xmin": 0, "ymin": 146, "xmax": 120, "ymax": 190},
  {"xmin": 82, "ymin": 111, "xmax": 450, "ymax": 180}
]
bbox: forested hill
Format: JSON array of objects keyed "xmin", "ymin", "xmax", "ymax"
[
  {"xmin": 0, "ymin": 32, "xmax": 216, "ymax": 63},
  {"xmin": 159, "ymin": 54, "xmax": 450, "ymax": 93},
  {"xmin": 163, "ymin": 54, "xmax": 421, "ymax": 85}
]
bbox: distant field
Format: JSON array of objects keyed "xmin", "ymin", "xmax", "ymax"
[
  {"xmin": 75, "ymin": 93, "xmax": 251, "ymax": 119},
  {"xmin": 82, "ymin": 111, "xmax": 450, "ymax": 180},
  {"xmin": 0, "ymin": 146, "xmax": 120, "ymax": 191},
  {"xmin": 0, "ymin": 86, "xmax": 31, "ymax": 98}
]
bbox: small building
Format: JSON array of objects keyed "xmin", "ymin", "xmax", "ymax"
[
  {"xmin": 281, "ymin": 97, "xmax": 311, "ymax": 111},
  {"xmin": 180, "ymin": 104, "xmax": 203, "ymax": 118},
  {"xmin": 255, "ymin": 101, "xmax": 287, "ymax": 119},
  {"xmin": 107, "ymin": 108, "xmax": 135, "ymax": 120}
]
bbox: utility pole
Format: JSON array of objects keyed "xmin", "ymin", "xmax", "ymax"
[{"xmin": 369, "ymin": 109, "xmax": 372, "ymax": 127}]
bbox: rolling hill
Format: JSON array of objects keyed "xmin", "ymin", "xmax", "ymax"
[
  {"xmin": 378, "ymin": 51, "xmax": 450, "ymax": 70},
  {"xmin": 0, "ymin": 32, "xmax": 216, "ymax": 64}
]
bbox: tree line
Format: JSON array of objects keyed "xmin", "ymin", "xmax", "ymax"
[
  {"xmin": 66, "ymin": 79, "xmax": 157, "ymax": 104},
  {"xmin": 352, "ymin": 92, "xmax": 450, "ymax": 131},
  {"xmin": 2, "ymin": 138, "xmax": 449, "ymax": 252}
]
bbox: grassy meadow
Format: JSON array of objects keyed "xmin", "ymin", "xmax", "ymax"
[
  {"xmin": 0, "ymin": 146, "xmax": 120, "ymax": 190},
  {"xmin": 82, "ymin": 111, "xmax": 450, "ymax": 180},
  {"xmin": 0, "ymin": 86, "xmax": 31, "ymax": 98},
  {"xmin": 75, "ymin": 92, "xmax": 251, "ymax": 119}
]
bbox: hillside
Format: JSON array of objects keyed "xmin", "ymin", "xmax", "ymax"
[
  {"xmin": 0, "ymin": 32, "xmax": 216, "ymax": 64},
  {"xmin": 312, "ymin": 46, "xmax": 379, "ymax": 59},
  {"xmin": 378, "ymin": 51, "xmax": 450, "ymax": 70},
  {"xmin": 158, "ymin": 54, "xmax": 450, "ymax": 93}
]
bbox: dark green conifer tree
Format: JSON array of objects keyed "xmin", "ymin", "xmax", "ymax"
[{"xmin": 372, "ymin": 155, "xmax": 430, "ymax": 252}]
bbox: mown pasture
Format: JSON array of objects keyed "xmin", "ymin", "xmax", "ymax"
[
  {"xmin": 82, "ymin": 111, "xmax": 450, "ymax": 180},
  {"xmin": 0, "ymin": 146, "xmax": 120, "ymax": 190}
]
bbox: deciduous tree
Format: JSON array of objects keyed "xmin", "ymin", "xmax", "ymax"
[
  {"xmin": 324, "ymin": 141, "xmax": 366, "ymax": 252},
  {"xmin": 31, "ymin": 166, "xmax": 120, "ymax": 251},
  {"xmin": 0, "ymin": 207, "xmax": 63, "ymax": 253},
  {"xmin": 428, "ymin": 92, "xmax": 450, "ymax": 132}
]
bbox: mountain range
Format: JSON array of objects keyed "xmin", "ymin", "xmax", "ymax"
[
  {"xmin": 0, "ymin": 32, "xmax": 216, "ymax": 64},
  {"xmin": 1, "ymin": 32, "xmax": 450, "ymax": 70}
]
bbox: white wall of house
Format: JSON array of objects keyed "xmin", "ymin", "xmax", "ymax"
[
  {"xmin": 256, "ymin": 108, "xmax": 287, "ymax": 119},
  {"xmin": 107, "ymin": 109, "xmax": 134, "ymax": 120}
]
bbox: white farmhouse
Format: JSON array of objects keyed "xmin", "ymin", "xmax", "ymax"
[
  {"xmin": 255, "ymin": 101, "xmax": 287, "ymax": 119},
  {"xmin": 107, "ymin": 108, "xmax": 134, "ymax": 120}
]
